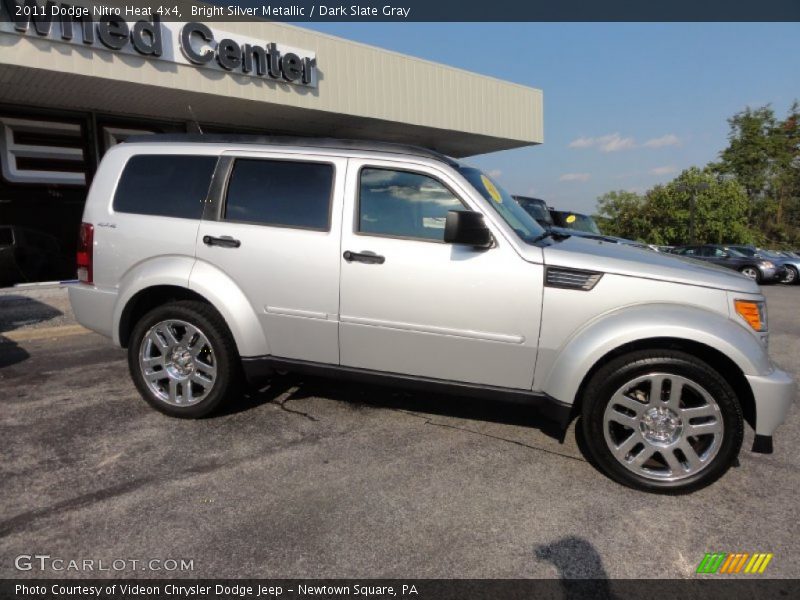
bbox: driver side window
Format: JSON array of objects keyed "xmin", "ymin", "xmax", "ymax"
[{"xmin": 358, "ymin": 168, "xmax": 465, "ymax": 242}]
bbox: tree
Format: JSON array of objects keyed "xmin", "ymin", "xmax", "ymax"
[
  {"xmin": 712, "ymin": 102, "xmax": 800, "ymax": 244},
  {"xmin": 595, "ymin": 190, "xmax": 647, "ymax": 239},
  {"xmin": 594, "ymin": 102, "xmax": 799, "ymax": 248},
  {"xmin": 594, "ymin": 169, "xmax": 753, "ymax": 245},
  {"xmin": 645, "ymin": 168, "xmax": 753, "ymax": 245}
]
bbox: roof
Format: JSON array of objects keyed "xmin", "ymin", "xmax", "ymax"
[{"xmin": 122, "ymin": 134, "xmax": 460, "ymax": 167}]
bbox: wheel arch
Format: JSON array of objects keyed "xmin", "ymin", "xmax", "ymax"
[
  {"xmin": 119, "ymin": 285, "xmax": 211, "ymax": 348},
  {"xmin": 570, "ymin": 337, "xmax": 756, "ymax": 431},
  {"xmin": 114, "ymin": 258, "xmax": 270, "ymax": 358},
  {"xmin": 539, "ymin": 304, "xmax": 768, "ymax": 430}
]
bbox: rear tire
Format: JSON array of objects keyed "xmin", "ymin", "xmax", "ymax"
[
  {"xmin": 128, "ymin": 300, "xmax": 242, "ymax": 418},
  {"xmin": 581, "ymin": 350, "xmax": 743, "ymax": 494}
]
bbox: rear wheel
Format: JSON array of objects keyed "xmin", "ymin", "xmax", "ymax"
[
  {"xmin": 739, "ymin": 266, "xmax": 761, "ymax": 283},
  {"xmin": 782, "ymin": 265, "xmax": 798, "ymax": 285},
  {"xmin": 128, "ymin": 301, "xmax": 241, "ymax": 418},
  {"xmin": 581, "ymin": 350, "xmax": 743, "ymax": 493}
]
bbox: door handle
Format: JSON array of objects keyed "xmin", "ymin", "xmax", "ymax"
[
  {"xmin": 203, "ymin": 235, "xmax": 241, "ymax": 249},
  {"xmin": 343, "ymin": 250, "xmax": 385, "ymax": 264}
]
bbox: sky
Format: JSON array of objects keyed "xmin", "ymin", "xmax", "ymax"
[{"xmin": 294, "ymin": 22, "xmax": 800, "ymax": 214}]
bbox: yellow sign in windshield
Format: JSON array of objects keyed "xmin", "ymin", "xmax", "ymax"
[{"xmin": 480, "ymin": 175, "xmax": 503, "ymax": 203}]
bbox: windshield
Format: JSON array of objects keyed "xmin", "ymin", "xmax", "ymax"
[
  {"xmin": 555, "ymin": 211, "xmax": 602, "ymax": 235},
  {"xmin": 458, "ymin": 167, "xmax": 545, "ymax": 243},
  {"xmin": 517, "ymin": 198, "xmax": 554, "ymax": 227}
]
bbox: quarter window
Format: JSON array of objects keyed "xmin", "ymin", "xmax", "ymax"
[
  {"xmin": 113, "ymin": 155, "xmax": 216, "ymax": 219},
  {"xmin": 358, "ymin": 168, "xmax": 464, "ymax": 241},
  {"xmin": 224, "ymin": 159, "xmax": 334, "ymax": 230}
]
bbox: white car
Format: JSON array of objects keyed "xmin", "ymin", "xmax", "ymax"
[{"xmin": 69, "ymin": 136, "xmax": 795, "ymax": 493}]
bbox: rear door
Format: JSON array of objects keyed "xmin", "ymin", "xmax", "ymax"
[{"xmin": 195, "ymin": 151, "xmax": 346, "ymax": 363}]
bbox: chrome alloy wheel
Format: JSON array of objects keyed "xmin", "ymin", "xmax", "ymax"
[
  {"xmin": 783, "ymin": 267, "xmax": 797, "ymax": 284},
  {"xmin": 740, "ymin": 267, "xmax": 759, "ymax": 280},
  {"xmin": 602, "ymin": 373, "xmax": 724, "ymax": 482},
  {"xmin": 138, "ymin": 319, "xmax": 217, "ymax": 407}
]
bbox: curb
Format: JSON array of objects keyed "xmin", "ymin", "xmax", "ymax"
[{"xmin": 1, "ymin": 325, "xmax": 90, "ymax": 343}]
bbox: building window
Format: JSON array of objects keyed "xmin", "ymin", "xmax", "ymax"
[
  {"xmin": 0, "ymin": 118, "xmax": 86, "ymax": 185},
  {"xmin": 113, "ymin": 155, "xmax": 217, "ymax": 219},
  {"xmin": 224, "ymin": 159, "xmax": 334, "ymax": 230},
  {"xmin": 102, "ymin": 127, "xmax": 155, "ymax": 152},
  {"xmin": 358, "ymin": 168, "xmax": 464, "ymax": 241}
]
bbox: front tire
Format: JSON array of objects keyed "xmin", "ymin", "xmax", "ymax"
[
  {"xmin": 782, "ymin": 265, "xmax": 798, "ymax": 285},
  {"xmin": 739, "ymin": 266, "xmax": 761, "ymax": 283},
  {"xmin": 581, "ymin": 350, "xmax": 743, "ymax": 494},
  {"xmin": 128, "ymin": 300, "xmax": 241, "ymax": 418}
]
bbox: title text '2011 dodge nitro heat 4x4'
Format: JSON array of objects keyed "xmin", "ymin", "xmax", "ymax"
[{"xmin": 69, "ymin": 136, "xmax": 795, "ymax": 493}]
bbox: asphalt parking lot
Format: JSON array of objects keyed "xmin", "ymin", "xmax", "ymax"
[{"xmin": 1, "ymin": 284, "xmax": 798, "ymax": 579}]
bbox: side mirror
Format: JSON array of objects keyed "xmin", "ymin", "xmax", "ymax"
[
  {"xmin": 444, "ymin": 210, "xmax": 493, "ymax": 248},
  {"xmin": 721, "ymin": 252, "xmax": 730, "ymax": 258}
]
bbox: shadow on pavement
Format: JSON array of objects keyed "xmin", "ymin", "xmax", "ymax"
[
  {"xmin": 0, "ymin": 335, "xmax": 30, "ymax": 368},
  {"xmin": 535, "ymin": 536, "xmax": 618, "ymax": 599},
  {"xmin": 0, "ymin": 295, "xmax": 63, "ymax": 333},
  {"xmin": 223, "ymin": 372, "xmax": 567, "ymax": 439}
]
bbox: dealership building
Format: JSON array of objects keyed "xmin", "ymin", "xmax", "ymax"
[{"xmin": 0, "ymin": 0, "xmax": 543, "ymax": 285}]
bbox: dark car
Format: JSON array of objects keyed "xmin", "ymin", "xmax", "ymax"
[
  {"xmin": 727, "ymin": 245, "xmax": 800, "ymax": 285},
  {"xmin": 513, "ymin": 197, "xmax": 654, "ymax": 251},
  {"xmin": 513, "ymin": 195, "xmax": 556, "ymax": 228},
  {"xmin": 0, "ymin": 226, "xmax": 72, "ymax": 287},
  {"xmin": 671, "ymin": 244, "xmax": 783, "ymax": 284},
  {"xmin": 550, "ymin": 209, "xmax": 604, "ymax": 235}
]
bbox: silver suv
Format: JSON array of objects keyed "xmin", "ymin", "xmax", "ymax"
[{"xmin": 69, "ymin": 136, "xmax": 795, "ymax": 493}]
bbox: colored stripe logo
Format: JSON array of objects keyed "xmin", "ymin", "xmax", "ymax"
[{"xmin": 696, "ymin": 552, "xmax": 773, "ymax": 574}]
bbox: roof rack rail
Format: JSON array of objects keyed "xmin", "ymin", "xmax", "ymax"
[{"xmin": 122, "ymin": 134, "xmax": 459, "ymax": 166}]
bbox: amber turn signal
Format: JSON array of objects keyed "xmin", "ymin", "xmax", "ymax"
[{"xmin": 734, "ymin": 300, "xmax": 767, "ymax": 332}]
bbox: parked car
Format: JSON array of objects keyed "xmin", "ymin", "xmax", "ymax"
[
  {"xmin": 727, "ymin": 246, "xmax": 800, "ymax": 285},
  {"xmin": 0, "ymin": 225, "xmax": 71, "ymax": 287},
  {"xmin": 513, "ymin": 196, "xmax": 651, "ymax": 250},
  {"xmin": 69, "ymin": 135, "xmax": 794, "ymax": 493},
  {"xmin": 512, "ymin": 195, "xmax": 556, "ymax": 228},
  {"xmin": 671, "ymin": 245, "xmax": 784, "ymax": 284},
  {"xmin": 550, "ymin": 209, "xmax": 603, "ymax": 235}
]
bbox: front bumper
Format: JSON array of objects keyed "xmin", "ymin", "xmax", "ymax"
[
  {"xmin": 746, "ymin": 365, "xmax": 796, "ymax": 437},
  {"xmin": 760, "ymin": 266, "xmax": 781, "ymax": 281}
]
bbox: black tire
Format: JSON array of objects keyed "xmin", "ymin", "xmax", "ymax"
[
  {"xmin": 739, "ymin": 265, "xmax": 762, "ymax": 284},
  {"xmin": 128, "ymin": 300, "xmax": 242, "ymax": 418},
  {"xmin": 782, "ymin": 265, "xmax": 798, "ymax": 285},
  {"xmin": 581, "ymin": 350, "xmax": 743, "ymax": 494}
]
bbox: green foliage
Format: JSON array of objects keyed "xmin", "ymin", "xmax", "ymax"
[{"xmin": 595, "ymin": 102, "xmax": 800, "ymax": 248}]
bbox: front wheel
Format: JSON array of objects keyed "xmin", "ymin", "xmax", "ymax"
[
  {"xmin": 581, "ymin": 350, "xmax": 743, "ymax": 493},
  {"xmin": 781, "ymin": 265, "xmax": 798, "ymax": 285},
  {"xmin": 128, "ymin": 300, "xmax": 241, "ymax": 418},
  {"xmin": 739, "ymin": 266, "xmax": 761, "ymax": 283}
]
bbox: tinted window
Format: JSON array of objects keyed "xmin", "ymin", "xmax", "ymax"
[
  {"xmin": 517, "ymin": 198, "xmax": 553, "ymax": 226},
  {"xmin": 359, "ymin": 168, "xmax": 464, "ymax": 241},
  {"xmin": 114, "ymin": 155, "xmax": 216, "ymax": 219},
  {"xmin": 0, "ymin": 228, "xmax": 13, "ymax": 246},
  {"xmin": 224, "ymin": 159, "xmax": 333, "ymax": 230}
]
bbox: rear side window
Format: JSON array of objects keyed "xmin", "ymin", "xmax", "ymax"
[
  {"xmin": 113, "ymin": 155, "xmax": 217, "ymax": 219},
  {"xmin": 224, "ymin": 159, "xmax": 334, "ymax": 230}
]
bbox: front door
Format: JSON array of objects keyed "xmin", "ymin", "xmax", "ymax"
[{"xmin": 338, "ymin": 159, "xmax": 542, "ymax": 390}]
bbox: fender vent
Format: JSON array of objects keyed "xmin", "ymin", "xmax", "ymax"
[{"xmin": 545, "ymin": 267, "xmax": 603, "ymax": 291}]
